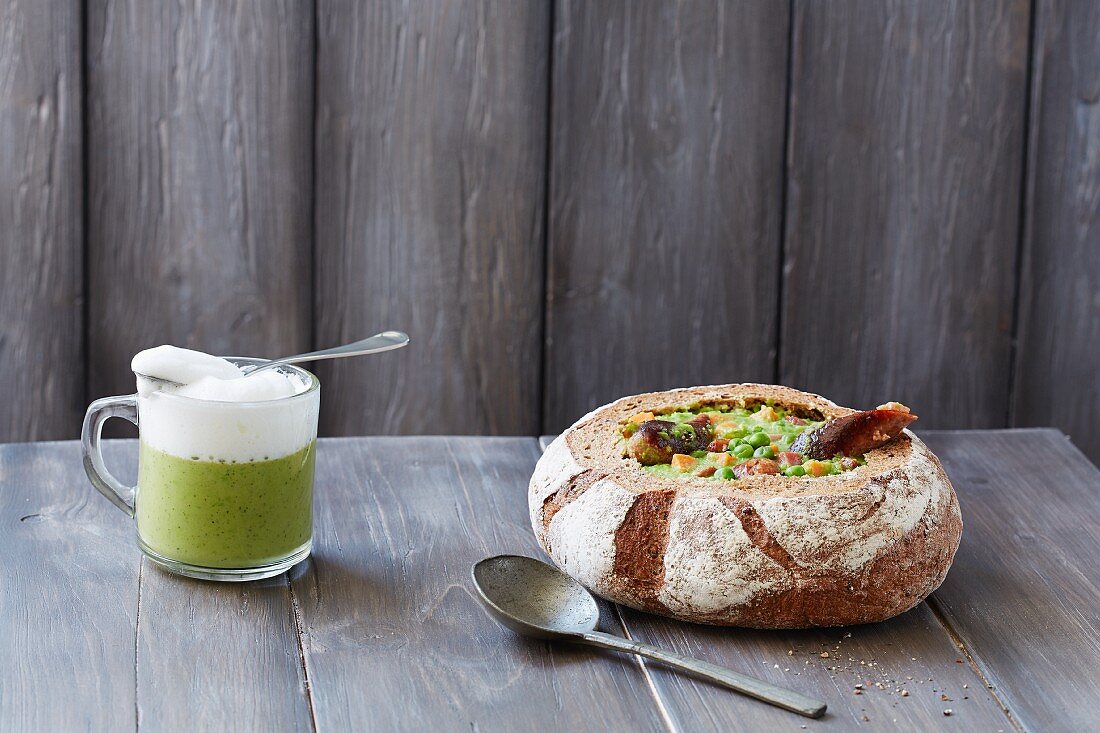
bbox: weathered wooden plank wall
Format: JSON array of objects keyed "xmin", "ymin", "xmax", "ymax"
[
  {"xmin": 543, "ymin": 0, "xmax": 788, "ymax": 429},
  {"xmin": 781, "ymin": 0, "xmax": 1030, "ymax": 429},
  {"xmin": 0, "ymin": 0, "xmax": 82, "ymax": 440},
  {"xmin": 313, "ymin": 0, "xmax": 548, "ymax": 437},
  {"xmin": 1012, "ymin": 0, "xmax": 1100, "ymax": 461},
  {"xmin": 86, "ymin": 0, "xmax": 313, "ymax": 400},
  {"xmin": 0, "ymin": 0, "xmax": 1097, "ymax": 463}
]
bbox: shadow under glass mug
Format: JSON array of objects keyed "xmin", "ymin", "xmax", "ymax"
[{"xmin": 81, "ymin": 358, "xmax": 320, "ymax": 582}]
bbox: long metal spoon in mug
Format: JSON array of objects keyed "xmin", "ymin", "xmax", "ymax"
[
  {"xmin": 472, "ymin": 554, "xmax": 827, "ymax": 719},
  {"xmin": 134, "ymin": 331, "xmax": 411, "ymax": 388}
]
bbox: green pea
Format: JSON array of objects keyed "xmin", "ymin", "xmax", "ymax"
[
  {"xmin": 746, "ymin": 432, "xmax": 770, "ymax": 448},
  {"xmin": 753, "ymin": 445, "xmax": 776, "ymax": 459},
  {"xmin": 784, "ymin": 465, "xmax": 806, "ymax": 477},
  {"xmin": 732, "ymin": 443, "xmax": 755, "ymax": 459},
  {"xmin": 716, "ymin": 466, "xmax": 735, "ymax": 480}
]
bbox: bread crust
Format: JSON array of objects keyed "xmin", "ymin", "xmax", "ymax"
[{"xmin": 529, "ymin": 384, "xmax": 962, "ymax": 628}]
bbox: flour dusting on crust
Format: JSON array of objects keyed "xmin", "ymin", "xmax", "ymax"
[
  {"xmin": 660, "ymin": 495, "xmax": 790, "ymax": 614},
  {"xmin": 529, "ymin": 435, "xmax": 587, "ymax": 528},
  {"xmin": 545, "ymin": 479, "xmax": 634, "ymax": 591}
]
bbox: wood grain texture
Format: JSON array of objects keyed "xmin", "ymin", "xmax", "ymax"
[
  {"xmin": 135, "ymin": 564, "xmax": 313, "ymax": 732},
  {"xmin": 86, "ymin": 0, "xmax": 313, "ymax": 399},
  {"xmin": 291, "ymin": 437, "xmax": 667, "ymax": 732},
  {"xmin": 0, "ymin": 441, "xmax": 139, "ymax": 731},
  {"xmin": 924, "ymin": 429, "xmax": 1100, "ymax": 732},
  {"xmin": 7, "ymin": 432, "xmax": 1100, "ymax": 730},
  {"xmin": 619, "ymin": 604, "xmax": 1012, "ymax": 731},
  {"xmin": 543, "ymin": 0, "xmax": 789, "ymax": 433},
  {"xmin": 1013, "ymin": 0, "xmax": 1100, "ymax": 465},
  {"xmin": 314, "ymin": 0, "xmax": 548, "ymax": 436},
  {"xmin": 0, "ymin": 0, "xmax": 82, "ymax": 441},
  {"xmin": 781, "ymin": 0, "xmax": 1030, "ymax": 428}
]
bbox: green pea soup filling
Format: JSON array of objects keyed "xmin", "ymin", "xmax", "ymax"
[{"xmin": 621, "ymin": 402, "xmax": 865, "ymax": 480}]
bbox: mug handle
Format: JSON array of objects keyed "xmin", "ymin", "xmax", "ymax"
[{"xmin": 81, "ymin": 395, "xmax": 139, "ymax": 517}]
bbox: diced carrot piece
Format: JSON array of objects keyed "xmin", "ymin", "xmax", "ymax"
[
  {"xmin": 714, "ymin": 453, "xmax": 735, "ymax": 467},
  {"xmin": 628, "ymin": 411, "xmax": 655, "ymax": 425},
  {"xmin": 758, "ymin": 406, "xmax": 779, "ymax": 421},
  {"xmin": 670, "ymin": 454, "xmax": 697, "ymax": 472},
  {"xmin": 805, "ymin": 460, "xmax": 831, "ymax": 477}
]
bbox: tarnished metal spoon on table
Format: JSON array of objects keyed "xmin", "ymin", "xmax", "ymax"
[
  {"xmin": 472, "ymin": 555, "xmax": 827, "ymax": 719},
  {"xmin": 134, "ymin": 331, "xmax": 410, "ymax": 387}
]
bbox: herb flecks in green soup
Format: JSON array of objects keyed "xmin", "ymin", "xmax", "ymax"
[
  {"xmin": 136, "ymin": 441, "xmax": 315, "ymax": 568},
  {"xmin": 622, "ymin": 403, "xmax": 864, "ymax": 481}
]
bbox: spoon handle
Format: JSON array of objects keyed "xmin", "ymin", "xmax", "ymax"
[
  {"xmin": 244, "ymin": 331, "xmax": 410, "ymax": 375},
  {"xmin": 580, "ymin": 630, "xmax": 826, "ymax": 719}
]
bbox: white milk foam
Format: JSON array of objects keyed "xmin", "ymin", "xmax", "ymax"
[
  {"xmin": 131, "ymin": 345, "xmax": 242, "ymax": 395},
  {"xmin": 132, "ymin": 345, "xmax": 318, "ymax": 463}
]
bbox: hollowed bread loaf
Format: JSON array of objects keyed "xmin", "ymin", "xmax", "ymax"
[{"xmin": 529, "ymin": 384, "xmax": 962, "ymax": 628}]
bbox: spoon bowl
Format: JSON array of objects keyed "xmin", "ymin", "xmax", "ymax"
[
  {"xmin": 473, "ymin": 555, "xmax": 599, "ymax": 639},
  {"xmin": 471, "ymin": 554, "xmax": 827, "ymax": 719}
]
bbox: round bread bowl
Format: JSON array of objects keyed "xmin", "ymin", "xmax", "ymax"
[{"xmin": 529, "ymin": 384, "xmax": 962, "ymax": 628}]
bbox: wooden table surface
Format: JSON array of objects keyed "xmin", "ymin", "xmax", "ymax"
[{"xmin": 2, "ymin": 430, "xmax": 1097, "ymax": 732}]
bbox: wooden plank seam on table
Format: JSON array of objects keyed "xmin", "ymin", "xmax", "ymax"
[
  {"xmin": 921, "ymin": 595, "xmax": 1021, "ymax": 730},
  {"xmin": 921, "ymin": 430, "xmax": 1100, "ymax": 733},
  {"xmin": 110, "ymin": 441, "xmax": 315, "ymax": 732},
  {"xmin": 287, "ymin": 436, "xmax": 672, "ymax": 732},
  {"xmin": 286, "ymin": 569, "xmax": 321, "ymax": 733}
]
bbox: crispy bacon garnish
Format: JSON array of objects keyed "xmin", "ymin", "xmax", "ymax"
[
  {"xmin": 791, "ymin": 408, "xmax": 917, "ymax": 459},
  {"xmin": 626, "ymin": 416, "xmax": 714, "ymax": 466}
]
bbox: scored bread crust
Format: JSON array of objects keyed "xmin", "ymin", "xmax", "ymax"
[{"xmin": 529, "ymin": 384, "xmax": 963, "ymax": 628}]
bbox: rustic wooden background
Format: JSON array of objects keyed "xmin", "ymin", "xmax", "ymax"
[{"xmin": 1, "ymin": 0, "xmax": 1097, "ymax": 463}]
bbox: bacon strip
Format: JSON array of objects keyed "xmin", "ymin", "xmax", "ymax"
[{"xmin": 791, "ymin": 408, "xmax": 917, "ymax": 459}]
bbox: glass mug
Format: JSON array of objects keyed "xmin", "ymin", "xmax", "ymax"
[{"xmin": 81, "ymin": 358, "xmax": 320, "ymax": 581}]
